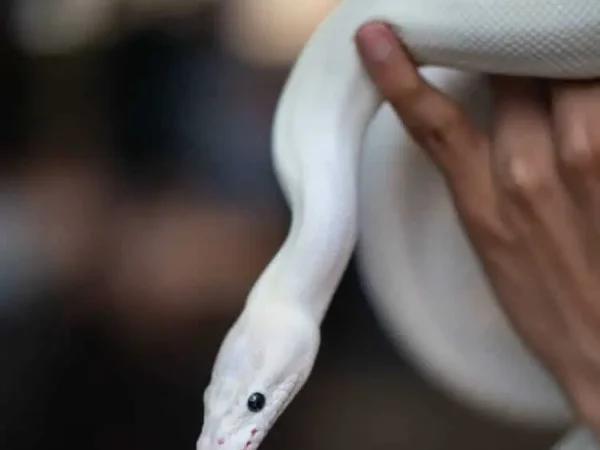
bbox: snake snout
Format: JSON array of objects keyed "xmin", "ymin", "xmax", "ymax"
[{"xmin": 197, "ymin": 427, "xmax": 261, "ymax": 450}]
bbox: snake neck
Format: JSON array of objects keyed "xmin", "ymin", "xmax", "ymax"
[
  {"xmin": 244, "ymin": 0, "xmax": 385, "ymax": 324},
  {"xmin": 241, "ymin": 0, "xmax": 501, "ymax": 324}
]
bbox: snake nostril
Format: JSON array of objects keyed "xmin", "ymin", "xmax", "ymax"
[{"xmin": 217, "ymin": 439, "xmax": 225, "ymax": 445}]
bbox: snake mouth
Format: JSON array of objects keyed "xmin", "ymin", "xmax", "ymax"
[
  {"xmin": 197, "ymin": 426, "xmax": 263, "ymax": 450},
  {"xmin": 242, "ymin": 428, "xmax": 263, "ymax": 450}
]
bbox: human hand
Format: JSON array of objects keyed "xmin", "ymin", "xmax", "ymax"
[{"xmin": 355, "ymin": 22, "xmax": 600, "ymax": 431}]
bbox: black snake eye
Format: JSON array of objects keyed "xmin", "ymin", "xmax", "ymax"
[{"xmin": 247, "ymin": 392, "xmax": 266, "ymax": 412}]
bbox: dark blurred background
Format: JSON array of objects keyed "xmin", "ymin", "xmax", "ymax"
[{"xmin": 0, "ymin": 1, "xmax": 562, "ymax": 449}]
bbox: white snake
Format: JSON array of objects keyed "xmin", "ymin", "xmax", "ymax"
[{"xmin": 197, "ymin": 1, "xmax": 600, "ymax": 449}]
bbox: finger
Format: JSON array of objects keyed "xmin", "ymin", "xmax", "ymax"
[
  {"xmin": 354, "ymin": 22, "xmax": 487, "ymax": 182},
  {"xmin": 549, "ymin": 81, "xmax": 600, "ymax": 373},
  {"xmin": 489, "ymin": 76, "xmax": 580, "ymax": 251},
  {"xmin": 491, "ymin": 76, "xmax": 600, "ymax": 336},
  {"xmin": 356, "ymin": 22, "xmax": 508, "ymax": 250},
  {"xmin": 551, "ymin": 80, "xmax": 600, "ymax": 226},
  {"xmin": 490, "ymin": 76, "xmax": 585, "ymax": 265},
  {"xmin": 490, "ymin": 76, "xmax": 565, "ymax": 223}
]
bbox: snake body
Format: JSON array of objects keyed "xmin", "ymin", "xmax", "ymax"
[{"xmin": 198, "ymin": 2, "xmax": 600, "ymax": 450}]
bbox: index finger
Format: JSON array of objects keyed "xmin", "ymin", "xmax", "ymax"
[{"xmin": 354, "ymin": 22, "xmax": 485, "ymax": 173}]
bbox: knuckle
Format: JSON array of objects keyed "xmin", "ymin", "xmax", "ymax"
[
  {"xmin": 432, "ymin": 108, "xmax": 465, "ymax": 137},
  {"xmin": 387, "ymin": 75, "xmax": 425, "ymax": 107},
  {"xmin": 499, "ymin": 156, "xmax": 554, "ymax": 202},
  {"xmin": 419, "ymin": 107, "xmax": 468, "ymax": 150},
  {"xmin": 558, "ymin": 139, "xmax": 597, "ymax": 174}
]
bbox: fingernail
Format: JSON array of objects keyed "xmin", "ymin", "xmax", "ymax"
[{"xmin": 356, "ymin": 23, "xmax": 394, "ymax": 61}]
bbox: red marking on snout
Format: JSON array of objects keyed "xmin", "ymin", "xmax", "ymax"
[
  {"xmin": 245, "ymin": 441, "xmax": 252, "ymax": 449},
  {"xmin": 217, "ymin": 439, "xmax": 225, "ymax": 445},
  {"xmin": 251, "ymin": 429, "xmax": 257, "ymax": 437}
]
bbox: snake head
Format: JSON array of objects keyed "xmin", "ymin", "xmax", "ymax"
[{"xmin": 197, "ymin": 305, "xmax": 320, "ymax": 450}]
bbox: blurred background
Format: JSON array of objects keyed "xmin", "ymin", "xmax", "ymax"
[{"xmin": 0, "ymin": 1, "xmax": 562, "ymax": 449}]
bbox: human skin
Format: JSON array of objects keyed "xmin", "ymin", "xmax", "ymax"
[{"xmin": 355, "ymin": 22, "xmax": 600, "ymax": 432}]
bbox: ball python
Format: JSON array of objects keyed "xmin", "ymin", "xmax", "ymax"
[{"xmin": 197, "ymin": 1, "xmax": 600, "ymax": 449}]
